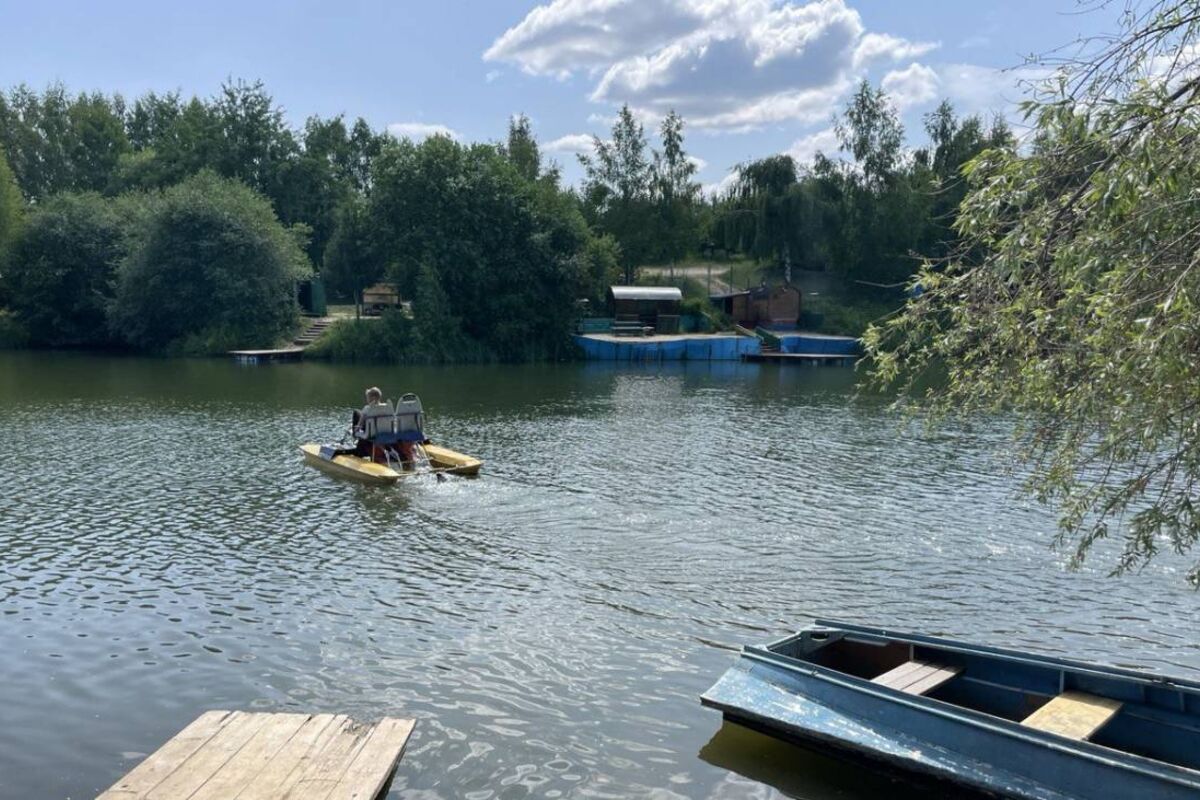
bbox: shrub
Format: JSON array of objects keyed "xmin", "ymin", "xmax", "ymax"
[
  {"xmin": 304, "ymin": 310, "xmax": 415, "ymax": 363},
  {"xmin": 5, "ymin": 192, "xmax": 127, "ymax": 347},
  {"xmin": 112, "ymin": 171, "xmax": 310, "ymax": 353},
  {"xmin": 0, "ymin": 309, "xmax": 29, "ymax": 348},
  {"xmin": 369, "ymin": 136, "xmax": 588, "ymax": 361}
]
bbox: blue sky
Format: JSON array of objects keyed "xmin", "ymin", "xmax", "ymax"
[{"xmin": 0, "ymin": 1, "xmax": 1119, "ymax": 191}]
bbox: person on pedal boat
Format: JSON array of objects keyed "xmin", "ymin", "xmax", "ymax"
[{"xmin": 352, "ymin": 387, "xmax": 388, "ymax": 457}]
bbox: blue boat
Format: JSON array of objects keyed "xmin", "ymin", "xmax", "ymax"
[{"xmin": 702, "ymin": 620, "xmax": 1200, "ymax": 799}]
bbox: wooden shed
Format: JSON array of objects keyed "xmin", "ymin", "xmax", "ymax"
[
  {"xmin": 362, "ymin": 282, "xmax": 402, "ymax": 316},
  {"xmin": 750, "ymin": 283, "xmax": 801, "ymax": 328},
  {"xmin": 710, "ymin": 284, "xmax": 801, "ymax": 328}
]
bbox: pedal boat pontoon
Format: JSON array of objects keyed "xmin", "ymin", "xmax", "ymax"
[{"xmin": 298, "ymin": 442, "xmax": 481, "ymax": 484}]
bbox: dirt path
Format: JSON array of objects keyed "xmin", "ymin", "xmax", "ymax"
[{"xmin": 639, "ymin": 263, "xmax": 735, "ymax": 294}]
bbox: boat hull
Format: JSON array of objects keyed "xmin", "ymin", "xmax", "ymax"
[
  {"xmin": 702, "ymin": 622, "xmax": 1200, "ymax": 800},
  {"xmin": 299, "ymin": 444, "xmax": 402, "ymax": 484},
  {"xmin": 299, "ymin": 443, "xmax": 482, "ymax": 482},
  {"xmin": 422, "ymin": 443, "xmax": 482, "ymax": 476}
]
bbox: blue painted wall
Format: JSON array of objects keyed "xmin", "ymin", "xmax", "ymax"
[
  {"xmin": 574, "ymin": 335, "xmax": 760, "ymax": 361},
  {"xmin": 777, "ymin": 333, "xmax": 860, "ymax": 355}
]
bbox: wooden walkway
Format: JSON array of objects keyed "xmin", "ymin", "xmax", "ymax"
[{"xmin": 97, "ymin": 710, "xmax": 415, "ymax": 800}]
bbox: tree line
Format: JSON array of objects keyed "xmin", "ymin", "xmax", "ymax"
[
  {"xmin": 0, "ymin": 76, "xmax": 1011, "ymax": 358},
  {"xmin": 711, "ymin": 84, "xmax": 1014, "ymax": 288}
]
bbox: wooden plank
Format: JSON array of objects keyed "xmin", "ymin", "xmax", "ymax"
[
  {"xmin": 99, "ymin": 711, "xmax": 415, "ymax": 800},
  {"xmin": 280, "ymin": 717, "xmax": 378, "ymax": 799},
  {"xmin": 145, "ymin": 712, "xmax": 272, "ymax": 800},
  {"xmin": 872, "ymin": 660, "xmax": 961, "ymax": 695},
  {"xmin": 97, "ymin": 711, "xmax": 234, "ymax": 799},
  {"xmin": 323, "ymin": 718, "xmax": 416, "ymax": 800},
  {"xmin": 1022, "ymin": 691, "xmax": 1123, "ymax": 741},
  {"xmin": 902, "ymin": 665, "xmax": 963, "ymax": 696},
  {"xmin": 188, "ymin": 713, "xmax": 312, "ymax": 800},
  {"xmin": 872, "ymin": 660, "xmax": 931, "ymax": 689},
  {"xmin": 232, "ymin": 714, "xmax": 344, "ymax": 800}
]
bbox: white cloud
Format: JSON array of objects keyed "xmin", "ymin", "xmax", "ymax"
[
  {"xmin": 544, "ymin": 133, "xmax": 598, "ymax": 155},
  {"xmin": 702, "ymin": 169, "xmax": 740, "ymax": 198},
  {"xmin": 785, "ymin": 127, "xmax": 840, "ymax": 165},
  {"xmin": 484, "ymin": 0, "xmax": 714, "ymax": 78},
  {"xmin": 853, "ymin": 32, "xmax": 939, "ymax": 68},
  {"xmin": 485, "ymin": 69, "xmax": 502, "ymax": 83},
  {"xmin": 589, "ymin": 1, "xmax": 862, "ymax": 128},
  {"xmin": 882, "ymin": 62, "xmax": 940, "ymax": 109},
  {"xmin": 387, "ymin": 122, "xmax": 461, "ymax": 141},
  {"xmin": 486, "ymin": 0, "xmax": 941, "ymax": 132},
  {"xmin": 687, "ymin": 154, "xmax": 707, "ymax": 171},
  {"xmin": 936, "ymin": 63, "xmax": 1043, "ymax": 118}
]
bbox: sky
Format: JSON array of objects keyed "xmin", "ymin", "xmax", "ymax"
[{"xmin": 0, "ymin": 0, "xmax": 1122, "ymax": 192}]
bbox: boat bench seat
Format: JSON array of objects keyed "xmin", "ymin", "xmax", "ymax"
[
  {"xmin": 872, "ymin": 659, "xmax": 963, "ymax": 695},
  {"xmin": 1021, "ymin": 691, "xmax": 1122, "ymax": 741}
]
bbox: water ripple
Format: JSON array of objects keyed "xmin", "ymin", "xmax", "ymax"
[{"xmin": 0, "ymin": 354, "xmax": 1196, "ymax": 799}]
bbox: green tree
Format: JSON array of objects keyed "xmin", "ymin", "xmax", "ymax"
[
  {"xmin": 369, "ymin": 135, "xmax": 589, "ymax": 360},
  {"xmin": 835, "ymin": 81, "xmax": 903, "ymax": 190},
  {"xmin": 213, "ymin": 79, "xmax": 298, "ymax": 194},
  {"xmin": 0, "ymin": 144, "xmax": 22, "ymax": 265},
  {"xmin": 0, "ymin": 84, "xmax": 129, "ymax": 198},
  {"xmin": 578, "ymin": 233, "xmax": 622, "ymax": 306},
  {"xmin": 651, "ymin": 110, "xmax": 701, "ymax": 266},
  {"xmin": 579, "ymin": 105, "xmax": 655, "ymax": 283},
  {"xmin": 866, "ymin": 1, "xmax": 1200, "ymax": 583},
  {"xmin": 112, "ymin": 171, "xmax": 310, "ymax": 353},
  {"xmin": 725, "ymin": 155, "xmax": 800, "ymax": 269},
  {"xmin": 323, "ymin": 195, "xmax": 383, "ymax": 314},
  {"xmin": 501, "ymin": 114, "xmax": 541, "ymax": 182},
  {"xmin": 5, "ymin": 192, "xmax": 127, "ymax": 346},
  {"xmin": 0, "ymin": 145, "xmax": 24, "ymax": 309}
]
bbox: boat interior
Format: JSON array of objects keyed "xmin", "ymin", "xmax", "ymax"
[{"xmin": 765, "ymin": 626, "xmax": 1200, "ymax": 773}]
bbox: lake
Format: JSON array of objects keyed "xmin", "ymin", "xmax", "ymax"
[{"xmin": 1, "ymin": 352, "xmax": 1196, "ymax": 799}]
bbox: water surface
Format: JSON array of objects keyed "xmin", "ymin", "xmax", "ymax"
[{"xmin": 1, "ymin": 352, "xmax": 1195, "ymax": 799}]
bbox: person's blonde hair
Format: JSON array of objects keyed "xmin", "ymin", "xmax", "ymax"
[{"xmin": 365, "ymin": 387, "xmax": 383, "ymax": 403}]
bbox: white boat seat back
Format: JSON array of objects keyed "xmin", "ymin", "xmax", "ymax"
[
  {"xmin": 394, "ymin": 393, "xmax": 425, "ymax": 439},
  {"xmin": 361, "ymin": 401, "xmax": 396, "ymax": 438}
]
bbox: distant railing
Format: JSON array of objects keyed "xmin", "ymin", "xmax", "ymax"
[{"xmin": 576, "ymin": 317, "xmax": 614, "ymax": 333}]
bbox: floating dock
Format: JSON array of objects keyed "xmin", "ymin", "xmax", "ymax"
[
  {"xmin": 742, "ymin": 352, "xmax": 857, "ymax": 366},
  {"xmin": 228, "ymin": 347, "xmax": 305, "ymax": 364},
  {"xmin": 97, "ymin": 710, "xmax": 415, "ymax": 800},
  {"xmin": 573, "ymin": 330, "xmax": 859, "ymax": 362}
]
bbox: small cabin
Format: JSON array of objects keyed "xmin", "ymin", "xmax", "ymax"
[
  {"xmin": 362, "ymin": 282, "xmax": 402, "ymax": 316},
  {"xmin": 608, "ymin": 286, "xmax": 683, "ymax": 334},
  {"xmin": 710, "ymin": 283, "xmax": 801, "ymax": 329}
]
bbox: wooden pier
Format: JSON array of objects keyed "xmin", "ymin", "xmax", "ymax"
[
  {"xmin": 741, "ymin": 352, "xmax": 856, "ymax": 366},
  {"xmin": 229, "ymin": 347, "xmax": 306, "ymax": 364},
  {"xmin": 229, "ymin": 317, "xmax": 335, "ymax": 363},
  {"xmin": 97, "ymin": 710, "xmax": 415, "ymax": 800}
]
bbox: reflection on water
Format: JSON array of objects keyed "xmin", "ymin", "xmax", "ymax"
[
  {"xmin": 699, "ymin": 722, "xmax": 961, "ymax": 799},
  {"xmin": 1, "ymin": 352, "xmax": 1197, "ymax": 799}
]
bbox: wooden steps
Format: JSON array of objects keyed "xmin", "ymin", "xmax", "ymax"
[
  {"xmin": 293, "ymin": 317, "xmax": 334, "ymax": 346},
  {"xmin": 872, "ymin": 660, "xmax": 963, "ymax": 696},
  {"xmin": 97, "ymin": 710, "xmax": 414, "ymax": 800},
  {"xmin": 1022, "ymin": 691, "xmax": 1122, "ymax": 741}
]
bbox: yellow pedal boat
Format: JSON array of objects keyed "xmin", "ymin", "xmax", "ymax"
[{"xmin": 299, "ymin": 443, "xmax": 482, "ymax": 484}]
